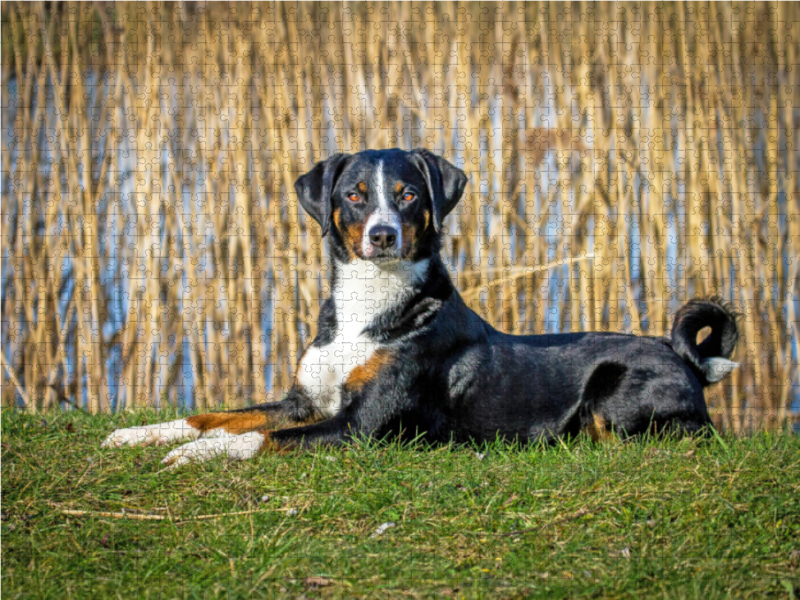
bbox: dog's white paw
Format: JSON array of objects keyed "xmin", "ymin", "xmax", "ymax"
[
  {"xmin": 160, "ymin": 431, "xmax": 265, "ymax": 468},
  {"xmin": 101, "ymin": 419, "xmax": 201, "ymax": 449}
]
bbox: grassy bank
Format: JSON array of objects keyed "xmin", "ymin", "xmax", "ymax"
[{"xmin": 2, "ymin": 409, "xmax": 799, "ymax": 599}]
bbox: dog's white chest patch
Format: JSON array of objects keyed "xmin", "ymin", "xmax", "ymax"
[{"xmin": 297, "ymin": 259, "xmax": 428, "ymax": 416}]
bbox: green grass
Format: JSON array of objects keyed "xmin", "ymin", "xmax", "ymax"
[{"xmin": 2, "ymin": 409, "xmax": 799, "ymax": 599}]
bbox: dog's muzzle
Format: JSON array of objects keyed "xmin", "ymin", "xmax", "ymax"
[
  {"xmin": 368, "ymin": 225, "xmax": 397, "ymax": 250},
  {"xmin": 363, "ymin": 219, "xmax": 401, "ymax": 260}
]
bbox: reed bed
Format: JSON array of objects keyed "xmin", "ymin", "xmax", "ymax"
[{"xmin": 2, "ymin": 2, "xmax": 798, "ymax": 432}]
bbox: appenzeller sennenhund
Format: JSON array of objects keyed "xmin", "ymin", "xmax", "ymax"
[{"xmin": 103, "ymin": 149, "xmax": 740, "ymax": 467}]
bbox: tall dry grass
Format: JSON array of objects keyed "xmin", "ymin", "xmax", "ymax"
[{"xmin": 2, "ymin": 2, "xmax": 798, "ymax": 432}]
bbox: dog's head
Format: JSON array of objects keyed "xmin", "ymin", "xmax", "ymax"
[{"xmin": 295, "ymin": 149, "xmax": 467, "ymax": 264}]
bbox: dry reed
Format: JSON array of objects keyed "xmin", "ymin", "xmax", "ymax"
[{"xmin": 2, "ymin": 2, "xmax": 798, "ymax": 432}]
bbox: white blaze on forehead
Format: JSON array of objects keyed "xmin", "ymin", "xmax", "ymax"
[
  {"xmin": 374, "ymin": 159, "xmax": 390, "ymax": 211},
  {"xmin": 362, "ymin": 158, "xmax": 402, "ymax": 254}
]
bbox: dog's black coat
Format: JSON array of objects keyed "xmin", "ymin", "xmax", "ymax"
[{"xmin": 243, "ymin": 149, "xmax": 739, "ymax": 448}]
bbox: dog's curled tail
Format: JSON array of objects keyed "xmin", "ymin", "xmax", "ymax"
[{"xmin": 670, "ymin": 297, "xmax": 740, "ymax": 386}]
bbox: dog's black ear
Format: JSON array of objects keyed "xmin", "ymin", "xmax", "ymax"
[
  {"xmin": 294, "ymin": 153, "xmax": 351, "ymax": 237},
  {"xmin": 409, "ymin": 149, "xmax": 468, "ymax": 232}
]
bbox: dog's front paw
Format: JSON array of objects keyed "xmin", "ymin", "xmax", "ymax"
[
  {"xmin": 102, "ymin": 426, "xmax": 160, "ymax": 448},
  {"xmin": 101, "ymin": 419, "xmax": 200, "ymax": 449},
  {"xmin": 160, "ymin": 431, "xmax": 265, "ymax": 469}
]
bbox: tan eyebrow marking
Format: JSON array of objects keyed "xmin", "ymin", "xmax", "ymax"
[
  {"xmin": 357, "ymin": 182, "xmax": 367, "ymax": 193},
  {"xmin": 394, "ymin": 181, "xmax": 404, "ymax": 193}
]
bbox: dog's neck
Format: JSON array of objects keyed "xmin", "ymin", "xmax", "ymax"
[{"xmin": 330, "ymin": 258, "xmax": 430, "ymax": 329}]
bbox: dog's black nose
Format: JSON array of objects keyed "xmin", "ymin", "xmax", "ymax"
[{"xmin": 369, "ymin": 225, "xmax": 398, "ymax": 250}]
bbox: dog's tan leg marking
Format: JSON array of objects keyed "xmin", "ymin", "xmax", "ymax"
[
  {"xmin": 185, "ymin": 411, "xmax": 272, "ymax": 435},
  {"xmin": 342, "ymin": 349, "xmax": 394, "ymax": 394}
]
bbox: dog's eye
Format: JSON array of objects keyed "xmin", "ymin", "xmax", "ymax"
[
  {"xmin": 347, "ymin": 193, "xmax": 361, "ymax": 203},
  {"xmin": 402, "ymin": 192, "xmax": 416, "ymax": 202}
]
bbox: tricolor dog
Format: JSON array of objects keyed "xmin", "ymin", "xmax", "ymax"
[{"xmin": 103, "ymin": 148, "xmax": 740, "ymax": 467}]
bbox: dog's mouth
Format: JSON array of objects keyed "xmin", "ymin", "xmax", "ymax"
[
  {"xmin": 343, "ymin": 240, "xmax": 405, "ymax": 264},
  {"xmin": 362, "ymin": 246, "xmax": 403, "ymax": 263}
]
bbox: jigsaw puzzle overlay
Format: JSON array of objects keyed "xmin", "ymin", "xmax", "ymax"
[{"xmin": 2, "ymin": 2, "xmax": 798, "ymax": 432}]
